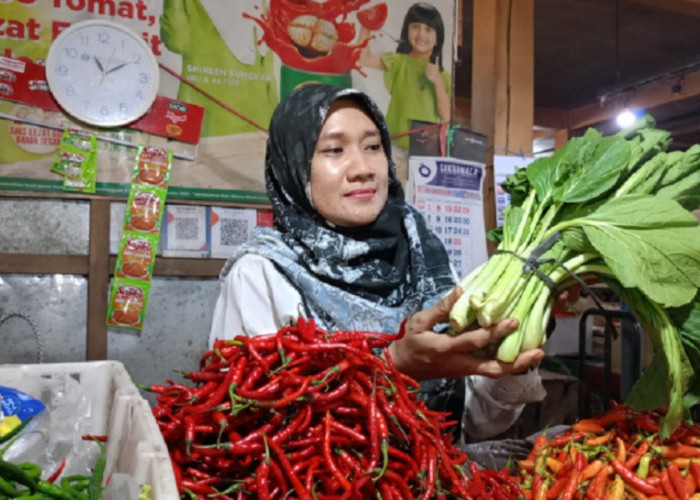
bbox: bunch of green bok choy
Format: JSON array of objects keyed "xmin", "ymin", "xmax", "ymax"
[{"xmin": 448, "ymin": 115, "xmax": 700, "ymax": 437}]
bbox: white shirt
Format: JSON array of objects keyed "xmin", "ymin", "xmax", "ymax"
[{"xmin": 210, "ymin": 253, "xmax": 547, "ymax": 441}]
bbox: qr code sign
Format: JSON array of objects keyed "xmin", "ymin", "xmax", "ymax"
[
  {"xmin": 219, "ymin": 218, "xmax": 249, "ymax": 246},
  {"xmin": 175, "ymin": 217, "xmax": 200, "ymax": 241}
]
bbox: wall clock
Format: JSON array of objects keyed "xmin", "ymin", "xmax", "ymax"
[{"xmin": 45, "ymin": 19, "xmax": 159, "ymax": 128}]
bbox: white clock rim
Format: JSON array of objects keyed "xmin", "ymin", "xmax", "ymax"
[{"xmin": 45, "ymin": 19, "xmax": 160, "ymax": 128}]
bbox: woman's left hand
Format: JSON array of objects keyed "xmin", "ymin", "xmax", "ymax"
[{"xmin": 387, "ymin": 286, "xmax": 545, "ymax": 381}]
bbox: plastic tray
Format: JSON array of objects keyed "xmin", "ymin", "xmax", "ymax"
[{"xmin": 0, "ymin": 360, "xmax": 178, "ymax": 499}]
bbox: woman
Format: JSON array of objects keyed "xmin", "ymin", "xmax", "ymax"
[{"xmin": 209, "ymin": 83, "xmax": 546, "ymax": 442}]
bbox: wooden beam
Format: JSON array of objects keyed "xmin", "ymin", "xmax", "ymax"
[
  {"xmin": 86, "ymin": 198, "xmax": 110, "ymax": 361},
  {"xmin": 107, "ymin": 256, "xmax": 227, "ymax": 277},
  {"xmin": 472, "ymin": 0, "xmax": 534, "ymax": 240},
  {"xmin": 567, "ymin": 68, "xmax": 700, "ymax": 130},
  {"xmin": 627, "ymin": 0, "xmax": 700, "ymax": 17},
  {"xmin": 0, "ymin": 254, "xmax": 88, "ymax": 275}
]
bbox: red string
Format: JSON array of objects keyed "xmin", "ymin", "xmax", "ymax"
[
  {"xmin": 159, "ymin": 62, "xmax": 454, "ymax": 146},
  {"xmin": 158, "ymin": 62, "xmax": 268, "ymax": 133},
  {"xmin": 439, "ymin": 122, "xmax": 447, "ymax": 157}
]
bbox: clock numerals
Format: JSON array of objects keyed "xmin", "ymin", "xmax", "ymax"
[
  {"xmin": 77, "ymin": 32, "xmax": 90, "ymax": 47},
  {"xmin": 46, "ymin": 20, "xmax": 159, "ymax": 127},
  {"xmin": 61, "ymin": 47, "xmax": 79, "ymax": 60},
  {"xmin": 97, "ymin": 31, "xmax": 111, "ymax": 44}
]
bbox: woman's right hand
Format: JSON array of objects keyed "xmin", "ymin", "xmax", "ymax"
[{"xmin": 387, "ymin": 286, "xmax": 545, "ymax": 381}]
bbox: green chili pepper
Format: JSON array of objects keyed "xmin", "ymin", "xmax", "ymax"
[
  {"xmin": 59, "ymin": 477, "xmax": 89, "ymax": 500},
  {"xmin": 17, "ymin": 465, "xmax": 40, "ymax": 482},
  {"xmin": 0, "ymin": 475, "xmax": 22, "ymax": 497},
  {"xmin": 637, "ymin": 453, "xmax": 652, "ymax": 479},
  {"xmin": 86, "ymin": 441, "xmax": 105, "ymax": 500},
  {"xmin": 0, "ymin": 458, "xmax": 37, "ymax": 493},
  {"xmin": 35, "ymin": 480, "xmax": 74, "ymax": 500}
]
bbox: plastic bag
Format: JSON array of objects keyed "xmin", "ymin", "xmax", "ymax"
[{"xmin": 0, "ymin": 386, "xmax": 46, "ymax": 443}]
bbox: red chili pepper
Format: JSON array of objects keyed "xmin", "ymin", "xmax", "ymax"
[
  {"xmin": 81, "ymin": 434, "xmax": 108, "ymax": 442},
  {"xmin": 625, "ymin": 440, "xmax": 651, "ymax": 469},
  {"xmin": 546, "ymin": 475, "xmax": 568, "ymax": 499},
  {"xmin": 585, "ymin": 465, "xmax": 610, "ymax": 500},
  {"xmin": 179, "ymin": 477, "xmax": 219, "ymax": 495},
  {"xmin": 46, "ymin": 458, "xmax": 66, "ymax": 483},
  {"xmin": 323, "ymin": 410, "xmax": 351, "ymax": 491},
  {"xmin": 256, "ymin": 378, "xmax": 310, "ymax": 408},
  {"xmin": 661, "ymin": 444, "xmax": 700, "ymax": 459},
  {"xmin": 268, "ymin": 435, "xmax": 313, "ymax": 500},
  {"xmin": 690, "ymin": 460, "xmax": 700, "ymax": 491},
  {"xmin": 668, "ymin": 462, "xmax": 690, "ymax": 500},
  {"xmin": 572, "ymin": 420, "xmax": 606, "ymax": 434},
  {"xmin": 661, "ymin": 469, "xmax": 682, "ymax": 500},
  {"xmin": 610, "ymin": 458, "xmax": 662, "ymax": 496},
  {"xmin": 631, "ymin": 414, "xmax": 660, "ymax": 434},
  {"xmin": 528, "ymin": 434, "xmax": 548, "ymax": 461},
  {"xmin": 383, "ymin": 469, "xmax": 414, "ymax": 499}
]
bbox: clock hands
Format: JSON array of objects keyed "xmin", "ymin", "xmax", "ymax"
[
  {"xmin": 105, "ymin": 61, "xmax": 131, "ymax": 75},
  {"xmin": 93, "ymin": 56, "xmax": 106, "ymax": 74},
  {"xmin": 94, "ymin": 55, "xmax": 131, "ymax": 83}
]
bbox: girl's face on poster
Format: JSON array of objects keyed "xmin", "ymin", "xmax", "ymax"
[
  {"xmin": 310, "ymin": 100, "xmax": 389, "ymax": 228},
  {"xmin": 408, "ymin": 22, "xmax": 437, "ymax": 60}
]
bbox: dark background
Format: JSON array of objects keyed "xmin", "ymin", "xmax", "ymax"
[{"xmin": 455, "ymin": 0, "xmax": 700, "ymax": 150}]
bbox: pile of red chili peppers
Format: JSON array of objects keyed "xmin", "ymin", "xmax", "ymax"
[
  {"xmin": 146, "ymin": 318, "xmax": 517, "ymax": 499},
  {"xmin": 514, "ymin": 402, "xmax": 700, "ymax": 500}
]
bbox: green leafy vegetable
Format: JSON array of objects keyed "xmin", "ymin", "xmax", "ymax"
[{"xmin": 449, "ymin": 115, "xmax": 700, "ymax": 437}]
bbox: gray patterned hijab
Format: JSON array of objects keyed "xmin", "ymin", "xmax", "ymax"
[{"xmin": 221, "ymin": 84, "xmax": 455, "ymax": 334}]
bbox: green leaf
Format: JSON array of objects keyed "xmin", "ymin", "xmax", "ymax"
[
  {"xmin": 624, "ymin": 352, "xmax": 671, "ymax": 411},
  {"xmin": 552, "ymin": 135, "xmax": 631, "ymax": 203},
  {"xmin": 501, "ymin": 167, "xmax": 531, "ymax": 207},
  {"xmin": 655, "ymin": 171, "xmax": 700, "ymax": 212},
  {"xmin": 577, "ymin": 196, "xmax": 700, "ymax": 307},
  {"xmin": 658, "ymin": 144, "xmax": 700, "ymax": 189},
  {"xmin": 670, "ymin": 294, "xmax": 700, "ymax": 409},
  {"xmin": 615, "ymin": 286, "xmax": 693, "ymax": 437}
]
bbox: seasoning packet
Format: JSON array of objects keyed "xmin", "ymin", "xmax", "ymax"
[
  {"xmin": 133, "ymin": 146, "xmax": 171, "ymax": 187},
  {"xmin": 124, "ymin": 185, "xmax": 166, "ymax": 235},
  {"xmin": 108, "ymin": 146, "xmax": 173, "ymax": 331},
  {"xmin": 106, "ymin": 278, "xmax": 151, "ymax": 330},
  {"xmin": 51, "ymin": 129, "xmax": 98, "ymax": 193},
  {"xmin": 0, "ymin": 386, "xmax": 46, "ymax": 443},
  {"xmin": 114, "ymin": 231, "xmax": 159, "ymax": 281}
]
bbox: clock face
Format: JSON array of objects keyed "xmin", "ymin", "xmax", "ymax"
[{"xmin": 46, "ymin": 20, "xmax": 159, "ymax": 128}]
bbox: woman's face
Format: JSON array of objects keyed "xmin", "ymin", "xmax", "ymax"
[
  {"xmin": 310, "ymin": 99, "xmax": 389, "ymax": 227},
  {"xmin": 408, "ymin": 22, "xmax": 437, "ymax": 60}
]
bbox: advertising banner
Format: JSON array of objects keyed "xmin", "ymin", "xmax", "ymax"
[{"xmin": 0, "ymin": 0, "xmax": 456, "ymax": 203}]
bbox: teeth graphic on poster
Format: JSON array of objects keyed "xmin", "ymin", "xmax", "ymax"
[
  {"xmin": 408, "ymin": 156, "xmax": 488, "ymax": 278},
  {"xmin": 0, "ymin": 0, "xmax": 456, "ymax": 201}
]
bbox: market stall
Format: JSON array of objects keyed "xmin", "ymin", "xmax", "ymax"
[{"xmin": 2, "ymin": 1, "xmax": 700, "ymax": 499}]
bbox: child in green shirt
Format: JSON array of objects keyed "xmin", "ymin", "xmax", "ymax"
[{"xmin": 359, "ymin": 2, "xmax": 451, "ymax": 149}]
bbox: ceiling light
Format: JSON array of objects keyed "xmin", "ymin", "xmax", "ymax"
[{"xmin": 615, "ymin": 107, "xmax": 642, "ymax": 129}]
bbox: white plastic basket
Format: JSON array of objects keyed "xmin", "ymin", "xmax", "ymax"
[{"xmin": 0, "ymin": 360, "xmax": 178, "ymax": 499}]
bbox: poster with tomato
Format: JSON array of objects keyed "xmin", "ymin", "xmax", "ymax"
[{"xmin": 0, "ymin": 0, "xmax": 456, "ymax": 202}]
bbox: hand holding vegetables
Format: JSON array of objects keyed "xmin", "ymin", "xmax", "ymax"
[
  {"xmin": 448, "ymin": 115, "xmax": 700, "ymax": 437},
  {"xmin": 388, "ymin": 286, "xmax": 546, "ymax": 380}
]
